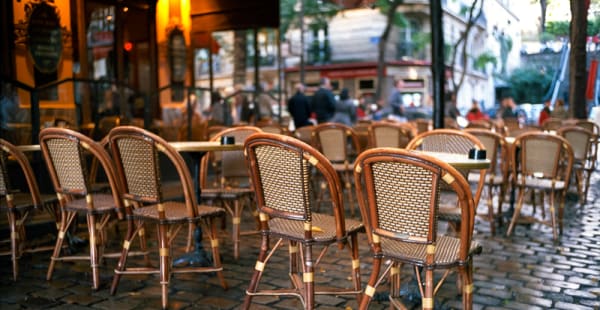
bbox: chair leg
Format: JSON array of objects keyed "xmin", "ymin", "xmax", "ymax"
[
  {"xmin": 486, "ymin": 185, "xmax": 496, "ymax": 235},
  {"xmin": 206, "ymin": 218, "xmax": 227, "ymax": 289},
  {"xmin": 232, "ymin": 200, "xmax": 241, "ymax": 260},
  {"xmin": 349, "ymin": 233, "xmax": 362, "ymax": 304},
  {"xmin": 359, "ymin": 256, "xmax": 382, "ymax": 309},
  {"xmin": 303, "ymin": 243, "xmax": 315, "ymax": 309},
  {"xmin": 87, "ymin": 213, "xmax": 100, "ymax": 290},
  {"xmin": 8, "ymin": 210, "xmax": 20, "ymax": 281},
  {"xmin": 242, "ymin": 234, "xmax": 270, "ymax": 309},
  {"xmin": 157, "ymin": 223, "xmax": 170, "ymax": 310},
  {"xmin": 47, "ymin": 211, "xmax": 76, "ymax": 282},
  {"xmin": 422, "ymin": 268, "xmax": 434, "ymax": 310},
  {"xmin": 549, "ymin": 190, "xmax": 558, "ymax": 240},
  {"xmin": 111, "ymin": 218, "xmax": 139, "ymax": 295},
  {"xmin": 460, "ymin": 263, "xmax": 474, "ymax": 310},
  {"xmin": 506, "ymin": 187, "xmax": 526, "ymax": 237},
  {"xmin": 497, "ymin": 183, "xmax": 506, "ymax": 227}
]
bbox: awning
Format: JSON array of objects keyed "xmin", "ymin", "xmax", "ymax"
[{"xmin": 190, "ymin": 0, "xmax": 279, "ymax": 34}]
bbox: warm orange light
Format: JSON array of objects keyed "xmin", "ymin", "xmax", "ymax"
[{"xmin": 124, "ymin": 41, "xmax": 133, "ymax": 52}]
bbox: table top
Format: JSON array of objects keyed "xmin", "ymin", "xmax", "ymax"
[
  {"xmin": 168, "ymin": 141, "xmax": 244, "ymax": 152},
  {"xmin": 416, "ymin": 151, "xmax": 490, "ymax": 169}
]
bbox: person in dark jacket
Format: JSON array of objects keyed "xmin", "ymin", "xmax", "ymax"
[
  {"xmin": 311, "ymin": 77, "xmax": 336, "ymax": 123},
  {"xmin": 288, "ymin": 83, "xmax": 312, "ymax": 128}
]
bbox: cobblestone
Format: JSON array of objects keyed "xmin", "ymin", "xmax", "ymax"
[{"xmin": 1, "ymin": 168, "xmax": 599, "ymax": 309}]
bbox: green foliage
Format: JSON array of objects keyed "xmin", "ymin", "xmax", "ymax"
[
  {"xmin": 508, "ymin": 67, "xmax": 555, "ymax": 104},
  {"xmin": 473, "ymin": 51, "xmax": 497, "ymax": 70},
  {"xmin": 545, "ymin": 20, "xmax": 569, "ymax": 37},
  {"xmin": 280, "ymin": 0, "xmax": 341, "ymax": 40}
]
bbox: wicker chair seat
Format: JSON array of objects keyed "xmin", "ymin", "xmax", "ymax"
[
  {"xmin": 269, "ymin": 214, "xmax": 363, "ymax": 243},
  {"xmin": 516, "ymin": 175, "xmax": 566, "ymax": 190},
  {"xmin": 132, "ymin": 202, "xmax": 224, "ymax": 222},
  {"xmin": 468, "ymin": 173, "xmax": 504, "ymax": 185},
  {"xmin": 0, "ymin": 193, "xmax": 36, "ymax": 211},
  {"xmin": 64, "ymin": 194, "xmax": 120, "ymax": 214},
  {"xmin": 381, "ymin": 236, "xmax": 481, "ymax": 267}
]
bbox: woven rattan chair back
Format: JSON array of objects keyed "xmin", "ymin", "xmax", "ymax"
[
  {"xmin": 407, "ymin": 129, "xmax": 482, "ymax": 154},
  {"xmin": 243, "ymin": 133, "xmax": 363, "ymax": 308},
  {"xmin": 368, "ymin": 121, "xmax": 414, "ymax": 149},
  {"xmin": 246, "ymin": 135, "xmax": 315, "ymax": 220},
  {"xmin": 464, "ymin": 129, "xmax": 504, "ymax": 174},
  {"xmin": 517, "ymin": 132, "xmax": 567, "ymax": 178},
  {"xmin": 40, "ymin": 128, "xmax": 121, "ymax": 202},
  {"xmin": 574, "ymin": 120, "xmax": 600, "ymax": 135},
  {"xmin": 542, "ymin": 118, "xmax": 563, "ymax": 131},
  {"xmin": 313, "ymin": 122, "xmax": 360, "ymax": 162},
  {"xmin": 559, "ymin": 126, "xmax": 593, "ymax": 163},
  {"xmin": 415, "ymin": 118, "xmax": 431, "ymax": 134},
  {"xmin": 354, "ymin": 148, "xmax": 476, "ymax": 309},
  {"xmin": 209, "ymin": 126, "xmax": 261, "ymax": 180},
  {"xmin": 109, "ymin": 126, "xmax": 197, "ymax": 217},
  {"xmin": 294, "ymin": 125, "xmax": 314, "ymax": 145}
]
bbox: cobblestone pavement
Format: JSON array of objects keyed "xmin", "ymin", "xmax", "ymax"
[{"xmin": 1, "ymin": 173, "xmax": 599, "ymax": 309}]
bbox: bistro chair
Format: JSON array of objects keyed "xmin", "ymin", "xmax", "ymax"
[
  {"xmin": 354, "ymin": 148, "xmax": 479, "ymax": 310},
  {"xmin": 242, "ymin": 133, "xmax": 363, "ymax": 309},
  {"xmin": 406, "ymin": 129, "xmax": 486, "ymax": 234},
  {"xmin": 353, "ymin": 121, "xmax": 371, "ymax": 151},
  {"xmin": 541, "ymin": 118, "xmax": 563, "ymax": 132},
  {"xmin": 199, "ymin": 126, "xmax": 262, "ymax": 260},
  {"xmin": 506, "ymin": 132, "xmax": 574, "ymax": 240},
  {"xmin": 312, "ymin": 122, "xmax": 361, "ymax": 217},
  {"xmin": 367, "ymin": 121, "xmax": 414, "ymax": 149},
  {"xmin": 558, "ymin": 126, "xmax": 596, "ymax": 204},
  {"xmin": 0, "ymin": 139, "xmax": 58, "ymax": 281},
  {"xmin": 294, "ymin": 125, "xmax": 315, "ymax": 145},
  {"xmin": 464, "ymin": 129, "xmax": 510, "ymax": 235},
  {"xmin": 108, "ymin": 126, "xmax": 227, "ymax": 309},
  {"xmin": 39, "ymin": 128, "xmax": 124, "ymax": 290}
]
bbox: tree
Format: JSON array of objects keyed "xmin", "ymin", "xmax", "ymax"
[
  {"xmin": 569, "ymin": 0, "xmax": 588, "ymax": 119},
  {"xmin": 375, "ymin": 0, "xmax": 405, "ymax": 100},
  {"xmin": 534, "ymin": 0, "xmax": 550, "ymax": 34},
  {"xmin": 448, "ymin": 0, "xmax": 485, "ymax": 95}
]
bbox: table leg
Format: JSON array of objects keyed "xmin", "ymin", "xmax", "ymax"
[{"xmin": 173, "ymin": 151, "xmax": 212, "ymax": 267}]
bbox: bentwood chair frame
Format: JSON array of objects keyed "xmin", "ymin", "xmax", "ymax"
[
  {"xmin": 243, "ymin": 133, "xmax": 363, "ymax": 309},
  {"xmin": 406, "ymin": 129, "xmax": 486, "ymax": 233},
  {"xmin": 108, "ymin": 126, "xmax": 227, "ymax": 309},
  {"xmin": 312, "ymin": 122, "xmax": 361, "ymax": 217},
  {"xmin": 293, "ymin": 125, "xmax": 315, "ymax": 145},
  {"xmin": 367, "ymin": 121, "xmax": 414, "ymax": 149},
  {"xmin": 541, "ymin": 118, "xmax": 564, "ymax": 131},
  {"xmin": 199, "ymin": 126, "xmax": 262, "ymax": 259},
  {"xmin": 464, "ymin": 129, "xmax": 510, "ymax": 235},
  {"xmin": 558, "ymin": 126, "xmax": 595, "ymax": 204},
  {"xmin": 354, "ymin": 148, "xmax": 478, "ymax": 310},
  {"xmin": 506, "ymin": 132, "xmax": 574, "ymax": 240},
  {"xmin": 0, "ymin": 139, "xmax": 58, "ymax": 281},
  {"xmin": 39, "ymin": 128, "xmax": 124, "ymax": 290}
]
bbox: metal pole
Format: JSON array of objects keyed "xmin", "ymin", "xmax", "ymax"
[
  {"xmin": 431, "ymin": 0, "xmax": 445, "ymax": 129},
  {"xmin": 299, "ymin": 0, "xmax": 305, "ymax": 84},
  {"xmin": 277, "ymin": 28, "xmax": 283, "ymax": 123}
]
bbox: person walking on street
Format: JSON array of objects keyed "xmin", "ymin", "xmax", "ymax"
[
  {"xmin": 329, "ymin": 88, "xmax": 356, "ymax": 126},
  {"xmin": 288, "ymin": 83, "xmax": 312, "ymax": 129},
  {"xmin": 311, "ymin": 77, "xmax": 336, "ymax": 123},
  {"xmin": 387, "ymin": 79, "xmax": 405, "ymax": 117}
]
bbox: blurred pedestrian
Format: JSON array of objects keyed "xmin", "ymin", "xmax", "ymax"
[
  {"xmin": 538, "ymin": 100, "xmax": 552, "ymax": 126},
  {"xmin": 466, "ymin": 99, "xmax": 489, "ymax": 121},
  {"xmin": 551, "ymin": 99, "xmax": 568, "ymax": 119},
  {"xmin": 256, "ymin": 83, "xmax": 275, "ymax": 121},
  {"xmin": 387, "ymin": 79, "xmax": 405, "ymax": 117},
  {"xmin": 445, "ymin": 92, "xmax": 461, "ymax": 120},
  {"xmin": 311, "ymin": 77, "xmax": 336, "ymax": 123},
  {"xmin": 288, "ymin": 83, "xmax": 312, "ymax": 128},
  {"xmin": 500, "ymin": 96, "xmax": 518, "ymax": 119},
  {"xmin": 210, "ymin": 90, "xmax": 232, "ymax": 126},
  {"xmin": 329, "ymin": 88, "xmax": 356, "ymax": 126}
]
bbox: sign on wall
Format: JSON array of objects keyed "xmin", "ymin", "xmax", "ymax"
[{"xmin": 26, "ymin": 1, "xmax": 63, "ymax": 73}]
